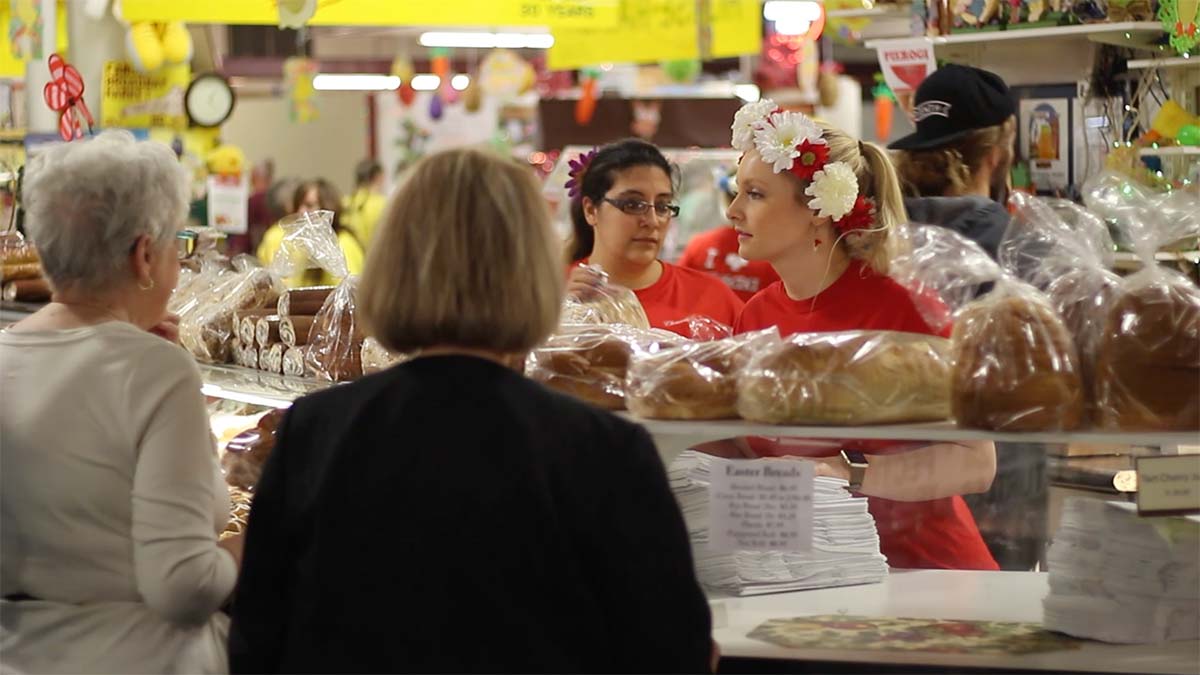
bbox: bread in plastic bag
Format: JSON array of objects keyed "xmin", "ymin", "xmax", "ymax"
[
  {"xmin": 269, "ymin": 210, "xmax": 350, "ymax": 283},
  {"xmin": 526, "ymin": 324, "xmax": 681, "ymax": 409},
  {"xmin": 361, "ymin": 337, "xmax": 413, "ymax": 375},
  {"xmin": 1000, "ymin": 193, "xmax": 1122, "ymax": 423},
  {"xmin": 568, "ymin": 263, "xmax": 650, "ymax": 329},
  {"xmin": 891, "ymin": 224, "xmax": 1084, "ymax": 430},
  {"xmin": 220, "ymin": 408, "xmax": 284, "ymax": 491},
  {"xmin": 1087, "ymin": 174, "xmax": 1200, "ymax": 430},
  {"xmin": 737, "ymin": 330, "xmax": 953, "ymax": 425},
  {"xmin": 304, "ymin": 275, "xmax": 363, "ymax": 381},
  {"xmin": 180, "ymin": 258, "xmax": 282, "ymax": 363},
  {"xmin": 626, "ymin": 328, "xmax": 779, "ymax": 420}
]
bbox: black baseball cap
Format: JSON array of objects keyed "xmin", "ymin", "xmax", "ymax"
[{"xmin": 888, "ymin": 64, "xmax": 1016, "ymax": 151}]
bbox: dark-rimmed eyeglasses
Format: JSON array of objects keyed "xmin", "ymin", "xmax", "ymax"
[{"xmin": 602, "ymin": 197, "xmax": 680, "ymax": 219}]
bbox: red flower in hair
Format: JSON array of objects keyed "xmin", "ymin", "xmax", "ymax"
[
  {"xmin": 788, "ymin": 140, "xmax": 830, "ymax": 181},
  {"xmin": 835, "ymin": 195, "xmax": 876, "ymax": 233}
]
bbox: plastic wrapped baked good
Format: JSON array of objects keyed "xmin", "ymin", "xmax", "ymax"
[
  {"xmin": 662, "ymin": 314, "xmax": 734, "ymax": 341},
  {"xmin": 0, "ymin": 233, "xmax": 39, "ymax": 265},
  {"xmin": 1000, "ymin": 193, "xmax": 1122, "ymax": 422},
  {"xmin": 360, "ymin": 337, "xmax": 414, "ymax": 375},
  {"xmin": 3, "ymin": 278, "xmax": 50, "ymax": 302},
  {"xmin": 222, "ymin": 486, "xmax": 254, "ymax": 540},
  {"xmin": 951, "ymin": 281, "xmax": 1085, "ymax": 431},
  {"xmin": 566, "ymin": 264, "xmax": 651, "ymax": 329},
  {"xmin": 1089, "ymin": 179, "xmax": 1200, "ymax": 430},
  {"xmin": 278, "ymin": 285, "xmax": 336, "ymax": 317},
  {"xmin": 737, "ymin": 330, "xmax": 953, "ymax": 425},
  {"xmin": 269, "ymin": 210, "xmax": 349, "ymax": 282},
  {"xmin": 626, "ymin": 329, "xmax": 779, "ymax": 420},
  {"xmin": 220, "ymin": 408, "xmax": 285, "ymax": 490},
  {"xmin": 283, "ymin": 346, "xmax": 309, "ymax": 377},
  {"xmin": 527, "ymin": 324, "xmax": 680, "ymax": 409},
  {"xmin": 890, "ymin": 223, "xmax": 1000, "ymax": 335},
  {"xmin": 304, "ymin": 276, "xmax": 363, "ymax": 381},
  {"xmin": 180, "ymin": 262, "xmax": 282, "ymax": 363}
]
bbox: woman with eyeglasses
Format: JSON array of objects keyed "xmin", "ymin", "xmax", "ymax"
[
  {"xmin": 0, "ymin": 131, "xmax": 242, "ymax": 673},
  {"xmin": 566, "ymin": 139, "xmax": 744, "ymax": 337}
]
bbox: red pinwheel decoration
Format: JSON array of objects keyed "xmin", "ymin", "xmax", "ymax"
[{"xmin": 43, "ymin": 54, "xmax": 94, "ymax": 142}]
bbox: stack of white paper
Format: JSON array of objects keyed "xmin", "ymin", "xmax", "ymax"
[
  {"xmin": 1043, "ymin": 497, "xmax": 1200, "ymax": 644},
  {"xmin": 670, "ymin": 450, "xmax": 888, "ymax": 596}
]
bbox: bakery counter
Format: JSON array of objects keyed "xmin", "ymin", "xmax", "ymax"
[
  {"xmin": 198, "ymin": 363, "xmax": 332, "ymax": 409},
  {"xmin": 711, "ymin": 570, "xmax": 1199, "ymax": 674}
]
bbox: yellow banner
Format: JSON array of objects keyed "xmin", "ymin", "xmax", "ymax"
[
  {"xmin": 709, "ymin": 0, "xmax": 761, "ymax": 58},
  {"xmin": 120, "ymin": 0, "xmax": 619, "ymax": 28},
  {"xmin": 548, "ymin": 0, "xmax": 698, "ymax": 70},
  {"xmin": 101, "ymin": 61, "xmax": 191, "ymax": 130}
]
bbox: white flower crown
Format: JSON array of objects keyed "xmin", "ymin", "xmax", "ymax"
[{"xmin": 730, "ymin": 98, "xmax": 861, "ymax": 223}]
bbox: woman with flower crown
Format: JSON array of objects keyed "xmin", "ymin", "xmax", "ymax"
[
  {"xmin": 718, "ymin": 100, "xmax": 999, "ymax": 571},
  {"xmin": 564, "ymin": 139, "xmax": 744, "ymax": 337}
]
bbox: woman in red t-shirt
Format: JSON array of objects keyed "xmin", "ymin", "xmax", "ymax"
[
  {"xmin": 565, "ymin": 140, "xmax": 743, "ymax": 337},
  {"xmin": 714, "ymin": 101, "xmax": 998, "ymax": 571}
]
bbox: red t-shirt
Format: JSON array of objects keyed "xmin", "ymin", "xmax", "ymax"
[
  {"xmin": 677, "ymin": 227, "xmax": 780, "ymax": 303},
  {"xmin": 576, "ymin": 259, "xmax": 744, "ymax": 338},
  {"xmin": 734, "ymin": 261, "xmax": 998, "ymax": 572}
]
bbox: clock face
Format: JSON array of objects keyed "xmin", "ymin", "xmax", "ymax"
[{"xmin": 186, "ymin": 75, "xmax": 235, "ymax": 128}]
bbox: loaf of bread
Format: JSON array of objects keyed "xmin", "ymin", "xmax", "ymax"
[
  {"xmin": 1045, "ymin": 268, "xmax": 1123, "ymax": 421},
  {"xmin": 527, "ymin": 325, "xmax": 680, "ymax": 410},
  {"xmin": 951, "ymin": 285, "xmax": 1084, "ymax": 431},
  {"xmin": 738, "ymin": 330, "xmax": 953, "ymax": 425},
  {"xmin": 304, "ymin": 279, "xmax": 364, "ymax": 381},
  {"xmin": 221, "ymin": 409, "xmax": 284, "ymax": 490},
  {"xmin": 0, "ymin": 236, "xmax": 39, "ymax": 265},
  {"xmin": 561, "ymin": 270, "xmax": 650, "ymax": 329},
  {"xmin": 1095, "ymin": 274, "xmax": 1200, "ymax": 430},
  {"xmin": 2, "ymin": 262, "xmax": 41, "ymax": 282},
  {"xmin": 3, "ymin": 278, "xmax": 50, "ymax": 302},
  {"xmin": 626, "ymin": 330, "xmax": 776, "ymax": 420}
]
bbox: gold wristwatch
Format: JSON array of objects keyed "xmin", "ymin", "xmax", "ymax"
[{"xmin": 841, "ymin": 450, "xmax": 869, "ymax": 492}]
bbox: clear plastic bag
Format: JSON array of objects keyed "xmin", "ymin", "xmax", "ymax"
[
  {"xmin": 892, "ymin": 224, "xmax": 1085, "ymax": 430},
  {"xmin": 304, "ymin": 275, "xmax": 363, "ymax": 381},
  {"xmin": 626, "ymin": 328, "xmax": 779, "ymax": 420},
  {"xmin": 662, "ymin": 314, "xmax": 734, "ymax": 341},
  {"xmin": 268, "ymin": 210, "xmax": 349, "ymax": 281},
  {"xmin": 220, "ymin": 408, "xmax": 285, "ymax": 491},
  {"xmin": 1089, "ymin": 176, "xmax": 1200, "ymax": 430},
  {"xmin": 568, "ymin": 263, "xmax": 651, "ymax": 329},
  {"xmin": 526, "ymin": 324, "xmax": 681, "ymax": 410},
  {"xmin": 1000, "ymin": 193, "xmax": 1123, "ymax": 423},
  {"xmin": 180, "ymin": 261, "xmax": 283, "ymax": 364},
  {"xmin": 361, "ymin": 337, "xmax": 413, "ymax": 375},
  {"xmin": 736, "ymin": 330, "xmax": 953, "ymax": 425}
]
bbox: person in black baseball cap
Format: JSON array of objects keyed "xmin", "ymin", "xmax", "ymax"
[{"xmin": 890, "ymin": 64, "xmax": 1017, "ymax": 260}]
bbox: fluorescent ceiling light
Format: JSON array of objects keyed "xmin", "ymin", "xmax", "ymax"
[
  {"xmin": 774, "ymin": 17, "xmax": 813, "ymax": 35},
  {"xmin": 418, "ymin": 31, "xmax": 554, "ymax": 49},
  {"xmin": 410, "ymin": 74, "xmax": 441, "ymax": 91},
  {"xmin": 764, "ymin": 0, "xmax": 823, "ymax": 21},
  {"xmin": 451, "ymin": 74, "xmax": 470, "ymax": 91},
  {"xmin": 734, "ymin": 84, "xmax": 761, "ymax": 102},
  {"xmin": 312, "ymin": 74, "xmax": 400, "ymax": 91}
]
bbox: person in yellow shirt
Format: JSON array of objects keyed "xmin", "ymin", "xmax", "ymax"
[
  {"xmin": 258, "ymin": 179, "xmax": 364, "ymax": 288},
  {"xmin": 342, "ymin": 159, "xmax": 387, "ymax": 247}
]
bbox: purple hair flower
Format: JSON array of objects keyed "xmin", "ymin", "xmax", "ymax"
[{"xmin": 565, "ymin": 148, "xmax": 598, "ymax": 201}]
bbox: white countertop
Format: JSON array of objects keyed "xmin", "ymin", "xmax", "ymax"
[{"xmin": 710, "ymin": 570, "xmax": 1199, "ymax": 674}]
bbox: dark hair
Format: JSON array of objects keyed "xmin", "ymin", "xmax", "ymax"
[
  {"xmin": 354, "ymin": 159, "xmax": 383, "ymax": 188},
  {"xmin": 293, "ymin": 179, "xmax": 346, "ymax": 234},
  {"xmin": 567, "ymin": 138, "xmax": 676, "ymax": 263}
]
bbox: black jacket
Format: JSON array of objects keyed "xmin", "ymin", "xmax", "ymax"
[
  {"xmin": 904, "ymin": 195, "xmax": 1010, "ymax": 261},
  {"xmin": 228, "ymin": 355, "xmax": 712, "ymax": 674}
]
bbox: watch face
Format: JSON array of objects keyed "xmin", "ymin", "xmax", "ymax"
[{"xmin": 186, "ymin": 75, "xmax": 235, "ymax": 127}]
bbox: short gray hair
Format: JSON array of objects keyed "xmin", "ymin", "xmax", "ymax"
[{"xmin": 23, "ymin": 130, "xmax": 190, "ymax": 290}]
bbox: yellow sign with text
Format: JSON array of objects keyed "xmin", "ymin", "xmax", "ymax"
[
  {"xmin": 101, "ymin": 61, "xmax": 191, "ymax": 131},
  {"xmin": 709, "ymin": 0, "xmax": 762, "ymax": 58},
  {"xmin": 120, "ymin": 0, "xmax": 619, "ymax": 28},
  {"xmin": 548, "ymin": 0, "xmax": 699, "ymax": 70}
]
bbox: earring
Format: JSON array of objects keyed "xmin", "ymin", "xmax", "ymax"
[
  {"xmin": 138, "ymin": 279, "xmax": 155, "ymax": 291},
  {"xmin": 813, "ymin": 237, "xmax": 822, "ymax": 250}
]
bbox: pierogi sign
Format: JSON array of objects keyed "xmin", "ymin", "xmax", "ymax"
[{"xmin": 877, "ymin": 38, "xmax": 938, "ymax": 92}]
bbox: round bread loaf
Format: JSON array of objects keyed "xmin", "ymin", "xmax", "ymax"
[
  {"xmin": 1045, "ymin": 268, "xmax": 1122, "ymax": 423},
  {"xmin": 626, "ymin": 339, "xmax": 747, "ymax": 420},
  {"xmin": 738, "ymin": 331, "xmax": 953, "ymax": 425},
  {"xmin": 951, "ymin": 288, "xmax": 1084, "ymax": 431},
  {"xmin": 1094, "ymin": 276, "xmax": 1200, "ymax": 430},
  {"xmin": 528, "ymin": 326, "xmax": 677, "ymax": 410}
]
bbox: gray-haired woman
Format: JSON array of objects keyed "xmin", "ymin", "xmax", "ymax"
[{"xmin": 0, "ymin": 131, "xmax": 241, "ymax": 673}]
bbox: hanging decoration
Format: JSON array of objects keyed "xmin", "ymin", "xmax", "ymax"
[
  {"xmin": 1159, "ymin": 0, "xmax": 1200, "ymax": 55},
  {"xmin": 661, "ymin": 58, "xmax": 701, "ymax": 84},
  {"xmin": 430, "ymin": 46, "xmax": 451, "ymax": 87},
  {"xmin": 397, "ymin": 82, "xmax": 416, "ymax": 107},
  {"xmin": 630, "ymin": 100, "xmax": 662, "ymax": 139},
  {"xmin": 872, "ymin": 76, "xmax": 896, "ymax": 142},
  {"xmin": 283, "ymin": 57, "xmax": 318, "ymax": 123},
  {"xmin": 575, "ymin": 66, "xmax": 600, "ymax": 126},
  {"xmin": 43, "ymin": 53, "xmax": 93, "ymax": 141},
  {"xmin": 277, "ymin": 0, "xmax": 317, "ymax": 29},
  {"xmin": 390, "ymin": 55, "xmax": 414, "ymax": 82},
  {"xmin": 479, "ymin": 49, "xmax": 533, "ymax": 100},
  {"xmin": 428, "ymin": 91, "xmax": 444, "ymax": 120},
  {"xmin": 462, "ymin": 76, "xmax": 482, "ymax": 113}
]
